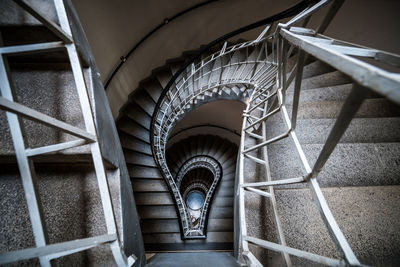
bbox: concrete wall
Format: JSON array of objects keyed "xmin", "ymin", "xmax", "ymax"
[
  {"xmin": 72, "ymin": 0, "xmax": 400, "ymax": 118},
  {"xmin": 168, "ymin": 100, "xmax": 245, "ymax": 147}
]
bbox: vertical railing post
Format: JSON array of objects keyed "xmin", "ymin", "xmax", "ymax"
[{"xmin": 0, "ymin": 47, "xmax": 51, "ymax": 267}]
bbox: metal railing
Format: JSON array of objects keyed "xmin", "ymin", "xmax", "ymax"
[
  {"xmin": 175, "ymin": 155, "xmax": 222, "ymax": 237},
  {"xmin": 152, "ymin": 36, "xmax": 278, "ymax": 238},
  {"xmin": 0, "ymin": 0, "xmax": 138, "ymax": 265},
  {"xmin": 150, "ymin": 0, "xmax": 328, "ymax": 240},
  {"xmin": 237, "ymin": 3, "xmax": 400, "ymax": 267},
  {"xmin": 149, "ymin": 0, "xmax": 399, "ymax": 264}
]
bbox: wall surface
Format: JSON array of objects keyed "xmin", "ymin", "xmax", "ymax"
[
  {"xmin": 72, "ymin": 0, "xmax": 400, "ymax": 118},
  {"xmin": 168, "ymin": 100, "xmax": 246, "ymax": 147}
]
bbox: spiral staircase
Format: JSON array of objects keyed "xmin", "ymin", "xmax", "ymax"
[{"xmin": 1, "ymin": 0, "xmax": 400, "ymax": 266}]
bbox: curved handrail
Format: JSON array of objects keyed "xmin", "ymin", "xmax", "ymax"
[
  {"xmin": 149, "ymin": 0, "xmax": 325, "ymax": 240},
  {"xmin": 104, "ymin": 0, "xmax": 219, "ymax": 89},
  {"xmin": 150, "ymin": 0, "xmax": 319, "ymax": 148},
  {"xmin": 168, "ymin": 124, "xmax": 241, "ymax": 141},
  {"xmin": 175, "ymin": 155, "xmax": 223, "ymax": 237}
]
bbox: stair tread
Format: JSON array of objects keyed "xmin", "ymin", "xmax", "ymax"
[
  {"xmin": 135, "ymin": 192, "xmax": 173, "ymax": 205},
  {"xmin": 143, "ymin": 232, "xmax": 233, "ymax": 244},
  {"xmin": 278, "ymin": 98, "xmax": 400, "ymax": 120},
  {"xmin": 287, "ymin": 70, "xmax": 351, "ymax": 91},
  {"xmin": 129, "ymin": 166, "xmax": 162, "ymax": 179},
  {"xmin": 271, "ymin": 186, "xmax": 400, "ymax": 266},
  {"xmin": 132, "ymin": 179, "xmax": 168, "ymax": 192},
  {"xmin": 146, "ymin": 252, "xmax": 239, "ymax": 267},
  {"xmin": 122, "ymin": 105, "xmax": 151, "ymax": 130},
  {"xmin": 119, "ymin": 132, "xmax": 152, "ymax": 155},
  {"xmin": 141, "ymin": 218, "xmax": 233, "ymax": 233},
  {"xmin": 265, "ymin": 117, "xmax": 400, "ymax": 144},
  {"xmin": 117, "ymin": 117, "xmax": 150, "ymax": 143},
  {"xmin": 266, "ymin": 142, "xmax": 400, "ymax": 187}
]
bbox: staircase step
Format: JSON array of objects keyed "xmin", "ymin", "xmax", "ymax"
[
  {"xmin": 208, "ymin": 207, "xmax": 234, "ymax": 219},
  {"xmin": 0, "ymin": 65, "xmax": 89, "ymax": 154},
  {"xmin": 287, "ymin": 70, "xmax": 351, "ymax": 91},
  {"xmin": 128, "ymin": 166, "xmax": 162, "ymax": 179},
  {"xmin": 123, "ymin": 105, "xmax": 151, "ymax": 130},
  {"xmin": 117, "ymin": 117, "xmax": 150, "ymax": 143},
  {"xmin": 131, "ymin": 91, "xmax": 156, "ymax": 116},
  {"xmin": 265, "ymin": 118, "xmax": 400, "ymax": 144},
  {"xmin": 141, "ymin": 79, "xmax": 163, "ymax": 103},
  {"xmin": 143, "ymin": 232, "xmax": 233, "ymax": 244},
  {"xmin": 136, "ymin": 192, "xmax": 173, "ymax": 205},
  {"xmin": 155, "ymin": 68, "xmax": 173, "ymax": 88},
  {"xmin": 137, "ymin": 205, "xmax": 177, "ymax": 219},
  {"xmin": 119, "ymin": 132, "xmax": 152, "ymax": 155},
  {"xmin": 0, "ymin": 1, "xmax": 57, "ymax": 26},
  {"xmin": 279, "ymin": 98, "xmax": 400, "ymax": 120},
  {"xmin": 286, "ymin": 83, "xmax": 353, "ymax": 103},
  {"xmin": 132, "ymin": 179, "xmax": 168, "ymax": 192},
  {"xmin": 269, "ymin": 186, "xmax": 400, "ymax": 267},
  {"xmin": 146, "ymin": 252, "xmax": 239, "ymax": 267},
  {"xmin": 124, "ymin": 151, "xmax": 157, "ymax": 167},
  {"xmin": 141, "ymin": 218, "xmax": 233, "ymax": 234},
  {"xmin": 213, "ymin": 188, "xmax": 234, "ymax": 197},
  {"xmin": 212, "ymin": 197, "xmax": 234, "ymax": 207},
  {"xmin": 267, "ymin": 142, "xmax": 400, "ymax": 187},
  {"xmin": 301, "ymin": 59, "xmax": 335, "ymax": 79}
]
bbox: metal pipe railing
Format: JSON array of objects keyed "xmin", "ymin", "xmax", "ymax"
[
  {"xmin": 236, "ymin": 2, "xmax": 400, "ymax": 266},
  {"xmin": 148, "ymin": 0, "xmax": 399, "ymax": 264}
]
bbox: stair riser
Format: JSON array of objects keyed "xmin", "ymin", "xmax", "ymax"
[{"xmin": 266, "ymin": 143, "xmax": 400, "ymax": 187}]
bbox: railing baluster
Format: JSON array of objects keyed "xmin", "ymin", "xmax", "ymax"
[{"xmin": 291, "ymin": 50, "xmax": 306, "ymax": 129}]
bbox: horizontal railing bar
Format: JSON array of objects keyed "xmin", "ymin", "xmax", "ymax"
[
  {"xmin": 0, "ymin": 97, "xmax": 96, "ymax": 142},
  {"xmin": 243, "ymin": 113, "xmax": 259, "ymax": 121},
  {"xmin": 247, "ymin": 90, "xmax": 277, "ymax": 113},
  {"xmin": 25, "ymin": 139, "xmax": 89, "ymax": 157},
  {"xmin": 244, "ymin": 106, "xmax": 280, "ymax": 131},
  {"xmin": 293, "ymin": 34, "xmax": 333, "ymax": 45},
  {"xmin": 250, "ymin": 80, "xmax": 275, "ymax": 101},
  {"xmin": 244, "ymin": 235, "xmax": 342, "ymax": 266},
  {"xmin": 12, "ymin": 0, "xmax": 73, "ymax": 43},
  {"xmin": 244, "ymin": 130, "xmax": 263, "ymax": 140},
  {"xmin": 320, "ymin": 44, "xmax": 377, "ymax": 57},
  {"xmin": 244, "ymin": 187, "xmax": 272, "ymax": 198},
  {"xmin": 241, "ymin": 176, "xmax": 305, "ymax": 187},
  {"xmin": 243, "ymin": 153, "xmax": 266, "ymax": 165},
  {"xmin": 0, "ymin": 234, "xmax": 117, "ymax": 264},
  {"xmin": 0, "ymin": 42, "xmax": 65, "ymax": 55},
  {"xmin": 243, "ymin": 130, "xmax": 289, "ymax": 153}
]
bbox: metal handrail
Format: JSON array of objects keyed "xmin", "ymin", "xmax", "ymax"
[
  {"xmin": 149, "ymin": 0, "xmax": 327, "ymax": 240},
  {"xmin": 152, "ymin": 37, "xmax": 278, "ymax": 238},
  {"xmin": 145, "ymin": 0, "xmax": 400, "ymax": 263},
  {"xmin": 175, "ymin": 155, "xmax": 222, "ymax": 237},
  {"xmin": 236, "ymin": 3, "xmax": 400, "ymax": 267},
  {"xmin": 150, "ymin": 0, "xmax": 319, "ymax": 147}
]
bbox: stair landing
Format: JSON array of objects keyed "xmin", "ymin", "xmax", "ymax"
[{"xmin": 146, "ymin": 252, "xmax": 239, "ymax": 267}]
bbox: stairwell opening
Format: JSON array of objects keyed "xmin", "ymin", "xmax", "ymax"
[{"xmin": 180, "ymin": 167, "xmax": 214, "ymax": 229}]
